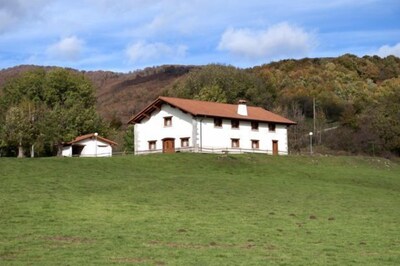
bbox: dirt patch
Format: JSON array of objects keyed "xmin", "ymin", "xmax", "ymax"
[
  {"xmin": 289, "ymin": 213, "xmax": 296, "ymax": 217},
  {"xmin": 149, "ymin": 240, "xmax": 236, "ymax": 250},
  {"xmin": 328, "ymin": 217, "xmax": 335, "ymax": 221},
  {"xmin": 266, "ymin": 244, "xmax": 277, "ymax": 250},
  {"xmin": 177, "ymin": 228, "xmax": 187, "ymax": 233},
  {"xmin": 110, "ymin": 257, "xmax": 147, "ymax": 263},
  {"xmin": 0, "ymin": 252, "xmax": 17, "ymax": 261},
  {"xmin": 43, "ymin": 236, "xmax": 94, "ymax": 244},
  {"xmin": 243, "ymin": 243, "xmax": 256, "ymax": 249},
  {"xmin": 309, "ymin": 215, "xmax": 317, "ymax": 220}
]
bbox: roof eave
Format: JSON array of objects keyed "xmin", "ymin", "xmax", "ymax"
[{"xmin": 128, "ymin": 97, "xmax": 197, "ymax": 124}]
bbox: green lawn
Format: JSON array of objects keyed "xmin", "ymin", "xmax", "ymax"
[{"xmin": 0, "ymin": 154, "xmax": 399, "ymax": 265}]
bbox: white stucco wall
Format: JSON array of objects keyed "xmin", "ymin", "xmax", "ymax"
[
  {"xmin": 79, "ymin": 139, "xmax": 112, "ymax": 157},
  {"xmin": 62, "ymin": 139, "xmax": 113, "ymax": 157},
  {"xmin": 134, "ymin": 103, "xmax": 290, "ymax": 155},
  {"xmin": 134, "ymin": 104, "xmax": 193, "ymax": 153},
  {"xmin": 62, "ymin": 146, "xmax": 72, "ymax": 157},
  {"xmin": 198, "ymin": 118, "xmax": 288, "ymax": 155}
]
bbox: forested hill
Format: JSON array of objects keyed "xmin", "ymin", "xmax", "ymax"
[
  {"xmin": 1, "ymin": 54, "xmax": 399, "ymax": 155},
  {"xmin": 0, "ymin": 65, "xmax": 195, "ymax": 123}
]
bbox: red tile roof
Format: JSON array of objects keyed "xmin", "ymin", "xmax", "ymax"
[
  {"xmin": 66, "ymin": 133, "xmax": 118, "ymax": 146},
  {"xmin": 128, "ymin": 96, "xmax": 296, "ymax": 125}
]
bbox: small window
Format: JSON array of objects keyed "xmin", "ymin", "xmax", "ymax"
[
  {"xmin": 181, "ymin": 137, "xmax": 189, "ymax": 147},
  {"xmin": 148, "ymin": 140, "xmax": 156, "ymax": 150},
  {"xmin": 164, "ymin": 116, "xmax": 172, "ymax": 127},
  {"xmin": 251, "ymin": 140, "xmax": 259, "ymax": 149},
  {"xmin": 268, "ymin": 123, "xmax": 276, "ymax": 132},
  {"xmin": 231, "ymin": 138, "xmax": 240, "ymax": 148},
  {"xmin": 231, "ymin": 119, "xmax": 239, "ymax": 129},
  {"xmin": 251, "ymin": 121, "xmax": 259, "ymax": 130},
  {"xmin": 214, "ymin": 118, "xmax": 222, "ymax": 127}
]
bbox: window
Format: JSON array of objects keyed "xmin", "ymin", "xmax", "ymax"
[
  {"xmin": 214, "ymin": 118, "xmax": 222, "ymax": 127},
  {"xmin": 148, "ymin": 140, "xmax": 156, "ymax": 150},
  {"xmin": 231, "ymin": 119, "xmax": 239, "ymax": 129},
  {"xmin": 164, "ymin": 116, "xmax": 172, "ymax": 127},
  {"xmin": 181, "ymin": 137, "xmax": 189, "ymax": 147},
  {"xmin": 268, "ymin": 123, "xmax": 276, "ymax": 132},
  {"xmin": 231, "ymin": 138, "xmax": 240, "ymax": 148},
  {"xmin": 251, "ymin": 121, "xmax": 259, "ymax": 130},
  {"xmin": 251, "ymin": 140, "xmax": 259, "ymax": 149}
]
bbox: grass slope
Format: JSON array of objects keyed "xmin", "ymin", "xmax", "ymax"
[{"xmin": 0, "ymin": 154, "xmax": 399, "ymax": 265}]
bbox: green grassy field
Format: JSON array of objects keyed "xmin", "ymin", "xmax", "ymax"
[{"xmin": 0, "ymin": 154, "xmax": 399, "ymax": 265}]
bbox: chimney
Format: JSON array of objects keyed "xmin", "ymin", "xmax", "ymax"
[{"xmin": 237, "ymin": 99, "xmax": 248, "ymax": 116}]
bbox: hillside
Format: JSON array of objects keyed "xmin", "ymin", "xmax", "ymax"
[
  {"xmin": 1, "ymin": 55, "xmax": 399, "ymax": 155},
  {"xmin": 1, "ymin": 55, "xmax": 399, "ymax": 124},
  {"xmin": 0, "ymin": 154, "xmax": 399, "ymax": 264},
  {"xmin": 0, "ymin": 65, "xmax": 194, "ymax": 123}
]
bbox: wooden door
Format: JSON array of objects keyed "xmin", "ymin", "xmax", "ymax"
[
  {"xmin": 162, "ymin": 138, "xmax": 175, "ymax": 153},
  {"xmin": 272, "ymin": 140, "xmax": 278, "ymax": 155}
]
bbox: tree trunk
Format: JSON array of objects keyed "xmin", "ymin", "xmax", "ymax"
[
  {"xmin": 17, "ymin": 144, "xmax": 25, "ymax": 158},
  {"xmin": 31, "ymin": 144, "xmax": 35, "ymax": 158},
  {"xmin": 57, "ymin": 143, "xmax": 63, "ymax": 157}
]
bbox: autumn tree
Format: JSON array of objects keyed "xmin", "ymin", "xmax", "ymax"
[{"xmin": 168, "ymin": 64, "xmax": 276, "ymax": 108}]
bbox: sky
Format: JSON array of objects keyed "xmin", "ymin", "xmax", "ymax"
[{"xmin": 0, "ymin": 0, "xmax": 399, "ymax": 72}]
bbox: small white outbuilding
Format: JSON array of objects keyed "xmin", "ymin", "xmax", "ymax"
[{"xmin": 62, "ymin": 133, "xmax": 117, "ymax": 157}]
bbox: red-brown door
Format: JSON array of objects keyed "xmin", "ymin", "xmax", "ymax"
[
  {"xmin": 162, "ymin": 138, "xmax": 175, "ymax": 153},
  {"xmin": 272, "ymin": 140, "xmax": 278, "ymax": 155}
]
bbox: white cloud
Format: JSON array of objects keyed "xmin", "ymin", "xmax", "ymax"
[
  {"xmin": 218, "ymin": 22, "xmax": 316, "ymax": 60},
  {"xmin": 376, "ymin": 43, "xmax": 400, "ymax": 57},
  {"xmin": 125, "ymin": 41, "xmax": 187, "ymax": 63},
  {"xmin": 47, "ymin": 36, "xmax": 85, "ymax": 60}
]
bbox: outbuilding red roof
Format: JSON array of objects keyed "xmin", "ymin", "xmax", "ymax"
[
  {"xmin": 65, "ymin": 133, "xmax": 118, "ymax": 146},
  {"xmin": 128, "ymin": 96, "xmax": 296, "ymax": 125}
]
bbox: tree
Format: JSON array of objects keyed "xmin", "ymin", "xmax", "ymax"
[
  {"xmin": 123, "ymin": 125, "xmax": 134, "ymax": 153},
  {"xmin": 168, "ymin": 64, "xmax": 275, "ymax": 108},
  {"xmin": 0, "ymin": 68, "xmax": 108, "ymax": 157},
  {"xmin": 2, "ymin": 100, "xmax": 35, "ymax": 157},
  {"xmin": 194, "ymin": 85, "xmax": 227, "ymax": 103}
]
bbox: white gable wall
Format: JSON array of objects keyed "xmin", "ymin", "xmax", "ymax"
[
  {"xmin": 134, "ymin": 104, "xmax": 193, "ymax": 153},
  {"xmin": 79, "ymin": 138, "xmax": 112, "ymax": 157}
]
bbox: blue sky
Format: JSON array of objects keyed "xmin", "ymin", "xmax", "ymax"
[{"xmin": 0, "ymin": 0, "xmax": 399, "ymax": 72}]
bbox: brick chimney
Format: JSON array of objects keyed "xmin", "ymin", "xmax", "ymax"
[{"xmin": 237, "ymin": 99, "xmax": 248, "ymax": 116}]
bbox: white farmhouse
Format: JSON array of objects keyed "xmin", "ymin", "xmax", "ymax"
[
  {"xmin": 62, "ymin": 133, "xmax": 117, "ymax": 157},
  {"xmin": 128, "ymin": 97, "xmax": 296, "ymax": 155}
]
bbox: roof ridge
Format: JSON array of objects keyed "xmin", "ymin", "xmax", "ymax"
[{"xmin": 129, "ymin": 96, "xmax": 296, "ymax": 125}]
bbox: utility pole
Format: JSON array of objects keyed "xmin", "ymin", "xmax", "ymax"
[{"xmin": 313, "ymin": 97, "xmax": 316, "ymax": 135}]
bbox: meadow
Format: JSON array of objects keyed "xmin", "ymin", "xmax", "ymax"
[{"xmin": 0, "ymin": 154, "xmax": 399, "ymax": 265}]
